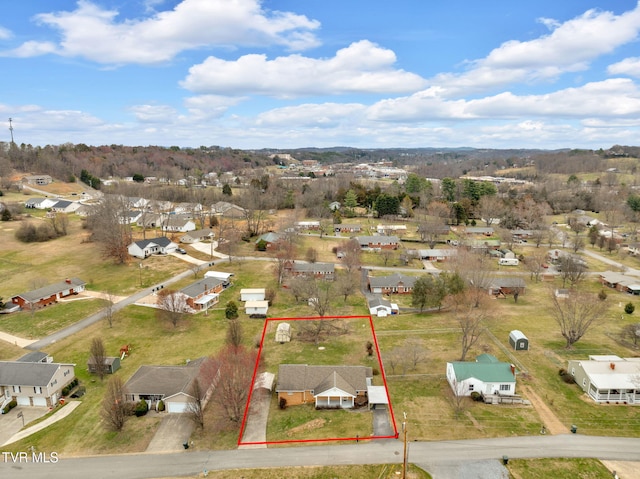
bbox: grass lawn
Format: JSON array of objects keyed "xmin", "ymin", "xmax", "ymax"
[{"xmin": 507, "ymin": 458, "xmax": 613, "ymax": 479}]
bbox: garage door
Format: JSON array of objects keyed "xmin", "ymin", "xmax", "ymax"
[
  {"xmin": 167, "ymin": 402, "xmax": 188, "ymax": 413},
  {"xmin": 17, "ymin": 396, "xmax": 30, "ymax": 406},
  {"xmin": 33, "ymin": 397, "xmax": 47, "ymax": 407}
]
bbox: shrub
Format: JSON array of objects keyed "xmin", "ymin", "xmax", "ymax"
[
  {"xmin": 278, "ymin": 397, "xmax": 287, "ymax": 410},
  {"xmin": 157, "ymin": 400, "xmax": 165, "ymax": 412},
  {"xmin": 2, "ymin": 400, "xmax": 17, "ymax": 414},
  {"xmin": 470, "ymin": 392, "xmax": 483, "ymax": 402},
  {"xmin": 598, "ymin": 289, "xmax": 608, "ymax": 301},
  {"xmin": 225, "ymin": 301, "xmax": 239, "ymax": 319},
  {"xmin": 625, "ymin": 302, "xmax": 635, "ymax": 315},
  {"xmin": 558, "ymin": 368, "xmax": 567, "ymax": 376},
  {"xmin": 62, "ymin": 387, "xmax": 70, "ymax": 396},
  {"xmin": 561, "ymin": 374, "xmax": 575, "ymax": 384},
  {"xmin": 135, "ymin": 399, "xmax": 148, "ymax": 417}
]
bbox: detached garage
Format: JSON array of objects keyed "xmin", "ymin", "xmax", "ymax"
[{"xmin": 509, "ymin": 330, "xmax": 529, "ymax": 351}]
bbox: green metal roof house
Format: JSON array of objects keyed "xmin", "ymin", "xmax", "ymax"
[{"xmin": 446, "ymin": 354, "xmax": 516, "ymax": 397}]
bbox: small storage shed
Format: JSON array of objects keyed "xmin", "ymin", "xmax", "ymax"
[
  {"xmin": 245, "ymin": 300, "xmax": 269, "ymax": 317},
  {"xmin": 275, "ymin": 323, "xmax": 291, "ymax": 343},
  {"xmin": 509, "ymin": 330, "xmax": 529, "ymax": 351},
  {"xmin": 87, "ymin": 356, "xmax": 121, "ymax": 375},
  {"xmin": 241, "ymin": 288, "xmax": 266, "ymax": 302}
]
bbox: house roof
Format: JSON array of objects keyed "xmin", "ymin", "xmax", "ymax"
[
  {"xmin": 0, "ymin": 361, "xmax": 73, "ymax": 387},
  {"xmin": 241, "ymin": 288, "xmax": 265, "ymax": 295},
  {"xmin": 17, "ymin": 351, "xmax": 49, "ymax": 363},
  {"xmin": 369, "ymin": 273, "xmax": 417, "ymax": 289},
  {"xmin": 368, "ymin": 297, "xmax": 392, "ymax": 309},
  {"xmin": 52, "ymin": 199, "xmax": 73, "ymax": 209},
  {"xmin": 276, "ymin": 364, "xmax": 372, "ymax": 394},
  {"xmin": 449, "ymin": 355, "xmax": 516, "ymax": 383},
  {"xmin": 356, "ymin": 235, "xmax": 400, "ymax": 245},
  {"xmin": 182, "ymin": 228, "xmax": 213, "ymax": 240},
  {"xmin": 132, "ymin": 236, "xmax": 174, "ymax": 249},
  {"xmin": 576, "ymin": 357, "xmax": 640, "ymax": 390},
  {"xmin": 180, "ymin": 277, "xmax": 224, "ymax": 298},
  {"xmin": 124, "ymin": 358, "xmax": 205, "ymax": 399},
  {"xmin": 292, "ymin": 262, "xmax": 335, "ymax": 273},
  {"xmin": 13, "ymin": 278, "xmax": 86, "ymax": 303},
  {"xmin": 87, "ymin": 356, "xmax": 119, "ymax": 366},
  {"xmin": 489, "ymin": 277, "xmax": 526, "ymax": 289},
  {"xmin": 245, "ymin": 300, "xmax": 269, "ymax": 308},
  {"xmin": 165, "ymin": 216, "xmax": 193, "ymax": 227},
  {"xmin": 256, "ymin": 232, "xmax": 282, "ymax": 244}
]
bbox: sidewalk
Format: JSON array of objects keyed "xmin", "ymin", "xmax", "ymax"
[
  {"xmin": 0, "ymin": 331, "xmax": 38, "ymax": 348},
  {"xmin": 2, "ymin": 400, "xmax": 82, "ymax": 446}
]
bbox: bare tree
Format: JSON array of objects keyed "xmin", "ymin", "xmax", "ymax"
[
  {"xmin": 103, "ymin": 290, "xmax": 117, "ymax": 328},
  {"xmin": 622, "ymin": 323, "xmax": 640, "ymax": 347},
  {"xmin": 210, "ymin": 345, "xmax": 257, "ymax": 424},
  {"xmin": 558, "ymin": 256, "xmax": 586, "ymax": 288},
  {"xmin": 156, "ymin": 289, "xmax": 189, "ymax": 328},
  {"xmin": 101, "ymin": 376, "xmax": 128, "ymax": 431},
  {"xmin": 549, "ymin": 290, "xmax": 608, "ymax": 349},
  {"xmin": 449, "ymin": 380, "xmax": 470, "ymax": 419},
  {"xmin": 380, "ymin": 249, "xmax": 394, "ymax": 266},
  {"xmin": 297, "ymin": 318, "xmax": 349, "ymax": 346},
  {"xmin": 305, "ymin": 247, "xmax": 318, "ymax": 263},
  {"xmin": 49, "ymin": 212, "xmax": 69, "ymax": 237},
  {"xmin": 226, "ymin": 319, "xmax": 243, "ymax": 348},
  {"xmin": 404, "ymin": 338, "xmax": 427, "ymax": 371},
  {"xmin": 305, "ymin": 278, "xmax": 336, "ymax": 317},
  {"xmin": 90, "ymin": 337, "xmax": 107, "ymax": 381},
  {"xmin": 273, "ymin": 239, "xmax": 296, "ymax": 285},
  {"xmin": 383, "ymin": 346, "xmax": 407, "ymax": 375},
  {"xmin": 335, "ymin": 271, "xmax": 359, "ymax": 302},
  {"xmin": 186, "ymin": 380, "xmax": 206, "ymax": 430},
  {"xmin": 451, "ymin": 249, "xmax": 494, "ymax": 308},
  {"xmin": 477, "ymin": 195, "xmax": 503, "ymax": 227},
  {"xmin": 340, "ymin": 238, "xmax": 362, "ymax": 273},
  {"xmin": 85, "ymin": 195, "xmax": 133, "ymax": 264},
  {"xmin": 524, "ymin": 248, "xmax": 548, "ymax": 282},
  {"xmin": 454, "ymin": 292, "xmax": 491, "ymax": 361}
]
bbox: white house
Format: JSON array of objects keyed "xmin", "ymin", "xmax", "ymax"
[
  {"xmin": 128, "ymin": 237, "xmax": 178, "ymax": 259},
  {"xmin": 162, "ymin": 216, "xmax": 197, "ymax": 233},
  {"xmin": 567, "ymin": 355, "xmax": 640, "ymax": 404},
  {"xmin": 240, "ymin": 288, "xmax": 266, "ymax": 302},
  {"xmin": 446, "ymin": 354, "xmax": 517, "ymax": 397},
  {"xmin": 368, "ymin": 297, "xmax": 398, "ymax": 317},
  {"xmin": 245, "ymin": 300, "xmax": 269, "ymax": 317}
]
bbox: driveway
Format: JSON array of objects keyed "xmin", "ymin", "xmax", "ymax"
[
  {"xmin": 145, "ymin": 413, "xmax": 195, "ymax": 453},
  {"xmin": 239, "ymin": 389, "xmax": 271, "ymax": 448},
  {"xmin": 372, "ymin": 406, "xmax": 394, "ymax": 437},
  {"xmin": 0, "ymin": 406, "xmax": 56, "ymax": 446}
]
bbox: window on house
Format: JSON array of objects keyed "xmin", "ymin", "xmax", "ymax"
[
  {"xmin": 468, "ymin": 384, "xmax": 474, "ymax": 391},
  {"xmin": 500, "ymin": 384, "xmax": 510, "ymax": 391},
  {"xmin": 571, "ymin": 368, "xmax": 575, "ymax": 376},
  {"xmin": 13, "ymin": 385, "xmax": 21, "ymax": 393},
  {"xmin": 34, "ymin": 386, "xmax": 42, "ymax": 394}
]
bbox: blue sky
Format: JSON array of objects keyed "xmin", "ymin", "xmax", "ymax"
[{"xmin": 1, "ymin": 0, "xmax": 640, "ymax": 149}]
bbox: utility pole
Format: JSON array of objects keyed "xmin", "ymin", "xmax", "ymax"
[
  {"xmin": 8, "ymin": 118, "xmax": 14, "ymax": 143},
  {"xmin": 402, "ymin": 412, "xmax": 408, "ymax": 479}
]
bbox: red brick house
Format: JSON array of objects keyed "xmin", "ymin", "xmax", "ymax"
[{"xmin": 11, "ymin": 278, "xmax": 86, "ymax": 310}]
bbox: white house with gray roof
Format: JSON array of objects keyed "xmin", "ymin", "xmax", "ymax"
[
  {"xmin": 128, "ymin": 237, "xmax": 178, "ymax": 259},
  {"xmin": 0, "ymin": 360, "xmax": 76, "ymax": 409},
  {"xmin": 567, "ymin": 355, "xmax": 640, "ymax": 404}
]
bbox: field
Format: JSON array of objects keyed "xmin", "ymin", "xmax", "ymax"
[{"xmin": 1, "ymin": 203, "xmax": 640, "ymax": 464}]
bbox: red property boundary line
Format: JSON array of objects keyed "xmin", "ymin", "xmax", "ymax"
[{"xmin": 237, "ymin": 315, "xmax": 398, "ymax": 446}]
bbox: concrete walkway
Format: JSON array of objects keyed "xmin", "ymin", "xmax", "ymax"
[
  {"xmin": 2, "ymin": 400, "xmax": 82, "ymax": 446},
  {"xmin": 0, "ymin": 330, "xmax": 38, "ymax": 348}
]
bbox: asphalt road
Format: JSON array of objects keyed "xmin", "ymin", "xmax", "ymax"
[{"xmin": 2, "ymin": 435, "xmax": 640, "ymax": 479}]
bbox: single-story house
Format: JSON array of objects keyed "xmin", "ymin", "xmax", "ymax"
[
  {"xmin": 446, "ymin": 354, "xmax": 517, "ymax": 397},
  {"xmin": 376, "ymin": 224, "xmax": 407, "ymax": 235},
  {"xmin": 288, "ymin": 262, "xmax": 335, "ymax": 280},
  {"xmin": 334, "ymin": 224, "xmax": 361, "ymax": 233},
  {"xmin": 567, "ymin": 355, "xmax": 640, "ymax": 405},
  {"xmin": 328, "ymin": 201, "xmax": 341, "ymax": 211},
  {"xmin": 487, "ymin": 277, "xmax": 526, "ymax": 296},
  {"xmin": 24, "ymin": 175, "xmax": 53, "ymax": 186},
  {"xmin": 368, "ymin": 273, "xmax": 417, "ymax": 294},
  {"xmin": 126, "ymin": 197, "xmax": 149, "ymax": 209},
  {"xmin": 180, "ymin": 228, "xmax": 214, "ymax": 244},
  {"xmin": 416, "ymin": 249, "xmax": 457, "ymax": 261},
  {"xmin": 276, "ymin": 364, "xmax": 373, "ymax": 409},
  {"xmin": 275, "ymin": 323, "xmax": 291, "ymax": 343},
  {"xmin": 245, "ymin": 300, "xmax": 269, "ymax": 317},
  {"xmin": 355, "ymin": 235, "xmax": 400, "ymax": 250},
  {"xmin": 124, "ymin": 358, "xmax": 213, "ymax": 413},
  {"xmin": 136, "ymin": 212, "xmax": 165, "ymax": 229},
  {"xmin": 241, "ymin": 288, "xmax": 266, "ymax": 302},
  {"xmin": 50, "ymin": 200, "xmax": 81, "ymax": 214},
  {"xmin": 87, "ymin": 356, "xmax": 121, "ymax": 375},
  {"xmin": 24, "ymin": 197, "xmax": 58, "ymax": 210},
  {"xmin": 204, "ymin": 271, "xmax": 233, "ymax": 288},
  {"xmin": 368, "ymin": 297, "xmax": 398, "ymax": 317},
  {"xmin": 463, "ymin": 227, "xmax": 495, "ymax": 236},
  {"xmin": 178, "ymin": 277, "xmax": 225, "ymax": 312},
  {"xmin": 119, "ymin": 210, "xmax": 143, "ymax": 225},
  {"xmin": 11, "ymin": 278, "xmax": 86, "ymax": 310},
  {"xmin": 296, "ymin": 221, "xmax": 320, "ymax": 230},
  {"xmin": 599, "ymin": 271, "xmax": 640, "ymax": 295},
  {"xmin": 0, "ymin": 361, "xmax": 76, "ymax": 409},
  {"xmin": 162, "ymin": 216, "xmax": 197, "ymax": 233},
  {"xmin": 128, "ymin": 237, "xmax": 178, "ymax": 259},
  {"xmin": 211, "ymin": 201, "xmax": 246, "ymax": 218},
  {"xmin": 255, "ymin": 232, "xmax": 283, "ymax": 250}
]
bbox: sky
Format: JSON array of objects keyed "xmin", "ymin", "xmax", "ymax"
[{"xmin": 1, "ymin": 1, "xmax": 640, "ymax": 150}]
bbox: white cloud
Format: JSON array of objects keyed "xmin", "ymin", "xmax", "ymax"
[
  {"xmin": 428, "ymin": 4, "xmax": 640, "ymax": 97},
  {"xmin": 181, "ymin": 40, "xmax": 426, "ymax": 97},
  {"xmin": 1, "ymin": 0, "xmax": 319, "ymax": 64},
  {"xmin": 608, "ymin": 56, "xmax": 640, "ymax": 78},
  {"xmin": 367, "ymin": 79, "xmax": 640, "ymax": 122},
  {"xmin": 183, "ymin": 95, "xmax": 247, "ymax": 120},
  {"xmin": 0, "ymin": 26, "xmax": 12, "ymax": 40},
  {"xmin": 254, "ymin": 103, "xmax": 366, "ymax": 127},
  {"xmin": 129, "ymin": 104, "xmax": 179, "ymax": 123}
]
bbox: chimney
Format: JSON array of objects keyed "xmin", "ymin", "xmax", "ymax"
[
  {"xmin": 610, "ymin": 362, "xmax": 616, "ymax": 370},
  {"xmin": 510, "ymin": 364, "xmax": 516, "ymax": 376},
  {"xmin": 65, "ymin": 278, "xmax": 71, "ymax": 284}
]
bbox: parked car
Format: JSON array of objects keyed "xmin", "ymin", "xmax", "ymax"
[{"xmin": 176, "ymin": 247, "xmax": 187, "ymax": 254}]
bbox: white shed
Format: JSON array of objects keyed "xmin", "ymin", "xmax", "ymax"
[
  {"xmin": 245, "ymin": 300, "xmax": 269, "ymax": 317},
  {"xmin": 275, "ymin": 323, "xmax": 291, "ymax": 343},
  {"xmin": 241, "ymin": 288, "xmax": 266, "ymax": 302},
  {"xmin": 509, "ymin": 330, "xmax": 529, "ymax": 351}
]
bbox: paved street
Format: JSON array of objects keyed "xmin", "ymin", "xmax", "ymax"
[{"xmin": 1, "ymin": 435, "xmax": 640, "ymax": 479}]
